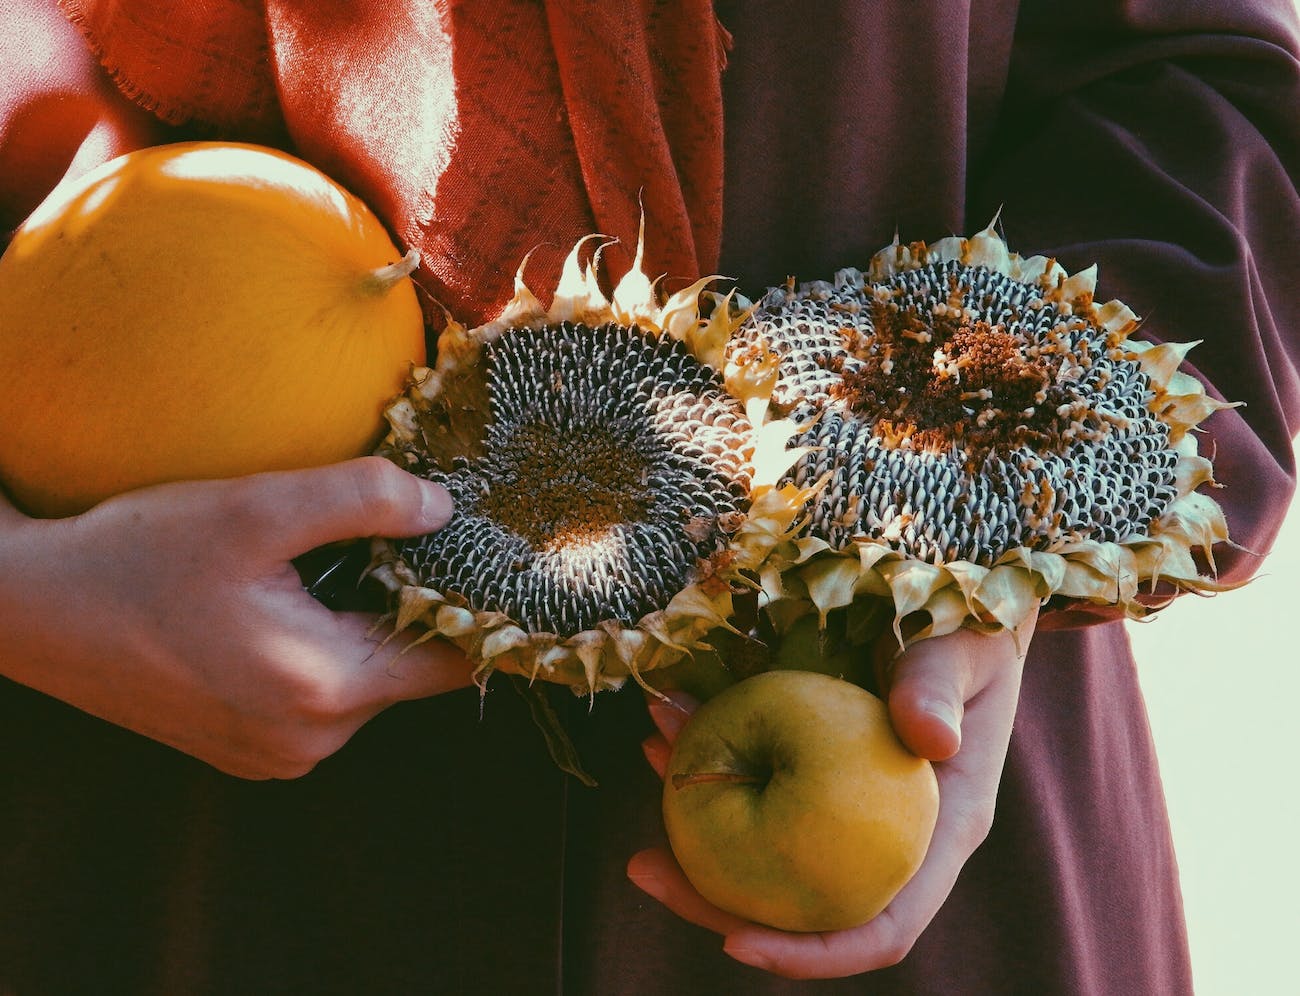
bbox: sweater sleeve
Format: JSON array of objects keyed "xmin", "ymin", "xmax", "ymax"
[{"xmin": 971, "ymin": 0, "xmax": 1300, "ymax": 608}]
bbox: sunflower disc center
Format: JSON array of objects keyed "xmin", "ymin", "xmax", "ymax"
[
  {"xmin": 480, "ymin": 419, "xmax": 654, "ymax": 552},
  {"xmin": 834, "ymin": 300, "xmax": 1068, "ymax": 460},
  {"xmin": 395, "ymin": 322, "xmax": 754, "ymax": 635},
  {"xmin": 744, "ymin": 260, "xmax": 1181, "ymax": 565}
]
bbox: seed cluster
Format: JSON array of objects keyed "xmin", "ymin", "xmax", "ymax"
[
  {"xmin": 396, "ymin": 323, "xmax": 754, "ymax": 634},
  {"xmin": 478, "ymin": 419, "xmax": 655, "ymax": 552},
  {"xmin": 731, "ymin": 260, "xmax": 1180, "ymax": 565}
]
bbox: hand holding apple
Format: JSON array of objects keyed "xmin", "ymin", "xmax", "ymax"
[
  {"xmin": 629, "ymin": 608, "xmax": 1037, "ymax": 979},
  {"xmin": 661, "ymin": 670, "xmax": 938, "ymax": 932}
]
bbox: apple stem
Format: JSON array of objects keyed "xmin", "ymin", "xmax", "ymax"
[
  {"xmin": 671, "ymin": 771, "xmax": 767, "ymax": 790},
  {"xmin": 363, "ymin": 248, "xmax": 421, "ymax": 294}
]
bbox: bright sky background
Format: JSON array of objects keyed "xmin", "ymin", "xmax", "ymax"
[
  {"xmin": 1131, "ymin": 439, "xmax": 1300, "ymax": 996},
  {"xmin": 1127, "ymin": 8, "xmax": 1298, "ymax": 991}
]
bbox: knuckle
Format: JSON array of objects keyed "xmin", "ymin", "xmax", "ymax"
[
  {"xmin": 216, "ymin": 730, "xmax": 326, "ymax": 782},
  {"xmin": 284, "ymin": 669, "xmax": 352, "ymax": 725},
  {"xmin": 879, "ymin": 934, "xmax": 916, "ymax": 969},
  {"xmin": 212, "ymin": 478, "xmax": 270, "ymax": 538},
  {"xmin": 346, "ymin": 456, "xmax": 410, "ymax": 519},
  {"xmin": 214, "ymin": 759, "xmax": 276, "ymax": 782},
  {"xmin": 870, "ymin": 918, "xmax": 918, "ymax": 969},
  {"xmin": 269, "ymin": 754, "xmax": 321, "ymax": 780},
  {"xmin": 266, "ymin": 727, "xmax": 349, "ymax": 780}
]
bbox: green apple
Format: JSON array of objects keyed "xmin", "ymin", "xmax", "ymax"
[
  {"xmin": 644, "ymin": 629, "xmax": 764, "ymax": 701},
  {"xmin": 662, "ymin": 670, "xmax": 939, "ymax": 933},
  {"xmin": 771, "ymin": 614, "xmax": 873, "ymax": 686}
]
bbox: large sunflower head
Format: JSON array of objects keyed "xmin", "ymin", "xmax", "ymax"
[
  {"xmin": 369, "ymin": 235, "xmax": 803, "ymax": 695},
  {"xmin": 730, "ymin": 223, "xmax": 1240, "ymax": 644}
]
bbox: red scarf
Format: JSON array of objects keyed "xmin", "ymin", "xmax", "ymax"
[{"xmin": 56, "ymin": 0, "xmax": 728, "ymax": 324}]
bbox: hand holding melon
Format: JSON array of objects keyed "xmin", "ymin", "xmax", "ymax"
[
  {"xmin": 0, "ymin": 143, "xmax": 471, "ymax": 777},
  {"xmin": 0, "ymin": 459, "xmax": 469, "ymax": 779},
  {"xmin": 0, "ymin": 141, "xmax": 426, "ymax": 516}
]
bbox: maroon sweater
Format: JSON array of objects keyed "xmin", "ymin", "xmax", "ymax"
[{"xmin": 2, "ymin": 2, "xmax": 1298, "ymax": 993}]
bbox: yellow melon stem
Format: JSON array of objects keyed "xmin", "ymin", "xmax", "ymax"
[{"xmin": 363, "ymin": 248, "xmax": 421, "ymax": 294}]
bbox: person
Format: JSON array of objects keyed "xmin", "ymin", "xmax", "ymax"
[{"xmin": 1, "ymin": 1, "xmax": 1297, "ymax": 992}]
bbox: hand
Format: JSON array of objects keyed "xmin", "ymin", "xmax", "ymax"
[
  {"xmin": 628, "ymin": 609, "xmax": 1037, "ymax": 979},
  {"xmin": 0, "ymin": 457, "xmax": 472, "ymax": 779}
]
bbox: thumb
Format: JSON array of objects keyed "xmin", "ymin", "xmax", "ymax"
[
  {"xmin": 231, "ymin": 456, "xmax": 453, "ymax": 560},
  {"xmin": 879, "ymin": 632, "xmax": 973, "ymax": 762},
  {"xmin": 879, "ymin": 612, "xmax": 1036, "ymax": 762}
]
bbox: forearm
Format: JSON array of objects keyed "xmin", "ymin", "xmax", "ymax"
[{"xmin": 0, "ymin": 513, "xmax": 92, "ymax": 695}]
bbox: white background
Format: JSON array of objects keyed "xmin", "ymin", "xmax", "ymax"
[
  {"xmin": 1132, "ymin": 440, "xmax": 1299, "ymax": 995},
  {"xmin": 1124, "ymin": 8, "xmax": 1298, "ymax": 981}
]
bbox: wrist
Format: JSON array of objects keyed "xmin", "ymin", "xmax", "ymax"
[
  {"xmin": 0, "ymin": 510, "xmax": 52, "ymax": 686},
  {"xmin": 0, "ymin": 508, "xmax": 100, "ymax": 694}
]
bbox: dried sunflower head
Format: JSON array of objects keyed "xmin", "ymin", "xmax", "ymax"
[
  {"xmin": 369, "ymin": 235, "xmax": 804, "ymax": 695},
  {"xmin": 729, "ymin": 223, "xmax": 1240, "ymax": 645}
]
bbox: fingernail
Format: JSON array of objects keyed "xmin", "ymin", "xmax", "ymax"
[
  {"xmin": 921, "ymin": 699, "xmax": 962, "ymax": 740},
  {"xmin": 417, "ymin": 480, "xmax": 453, "ymax": 531}
]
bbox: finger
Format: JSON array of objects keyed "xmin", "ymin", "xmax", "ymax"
[
  {"xmin": 932, "ymin": 634, "xmax": 1024, "ymax": 802},
  {"xmin": 642, "ymin": 691, "xmax": 701, "ymax": 777},
  {"xmin": 252, "ymin": 593, "xmax": 474, "ymax": 725},
  {"xmin": 223, "ymin": 457, "xmax": 453, "ymax": 559},
  {"xmin": 322, "ymin": 609, "xmax": 474, "ymax": 711},
  {"xmin": 884, "ymin": 611, "xmax": 1037, "ymax": 762},
  {"xmin": 721, "ymin": 783, "xmax": 977, "ymax": 979},
  {"xmin": 627, "ymin": 847, "xmax": 753, "ymax": 937},
  {"xmin": 883, "ymin": 631, "xmax": 981, "ymax": 762},
  {"xmin": 645, "ymin": 689, "xmax": 698, "ymax": 745},
  {"xmin": 210, "ymin": 609, "xmax": 471, "ymax": 779},
  {"xmin": 642, "ymin": 731, "xmax": 671, "ymax": 778}
]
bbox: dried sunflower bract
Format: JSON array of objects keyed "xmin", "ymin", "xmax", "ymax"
[
  {"xmin": 369, "ymin": 234, "xmax": 805, "ymax": 695},
  {"xmin": 729, "ymin": 224, "xmax": 1241, "ymax": 644}
]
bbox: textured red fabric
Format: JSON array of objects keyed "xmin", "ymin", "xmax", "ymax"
[
  {"xmin": 48, "ymin": 0, "xmax": 726, "ymax": 325},
  {"xmin": 57, "ymin": 0, "xmax": 285, "ymax": 138},
  {"xmin": 270, "ymin": 0, "xmax": 726, "ymax": 322}
]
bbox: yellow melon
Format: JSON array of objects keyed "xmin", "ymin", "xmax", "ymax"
[{"xmin": 0, "ymin": 141, "xmax": 426, "ymax": 517}]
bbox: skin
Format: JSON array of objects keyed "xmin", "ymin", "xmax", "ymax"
[
  {"xmin": 0, "ymin": 457, "xmax": 473, "ymax": 780},
  {"xmin": 630, "ymin": 608, "xmax": 1038, "ymax": 980}
]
